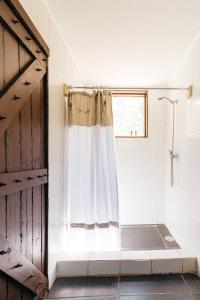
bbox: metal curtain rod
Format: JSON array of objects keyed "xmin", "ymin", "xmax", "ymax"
[{"xmin": 63, "ymin": 84, "xmax": 193, "ymax": 98}]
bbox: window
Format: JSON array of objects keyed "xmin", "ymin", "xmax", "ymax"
[{"xmin": 112, "ymin": 92, "xmax": 148, "ymax": 138}]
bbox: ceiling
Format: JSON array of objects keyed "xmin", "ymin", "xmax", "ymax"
[{"xmin": 47, "ymin": 0, "xmax": 200, "ymax": 86}]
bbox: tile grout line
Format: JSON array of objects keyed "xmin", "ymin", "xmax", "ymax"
[
  {"xmin": 181, "ymin": 273, "xmax": 195, "ymax": 300},
  {"xmin": 155, "ymin": 225, "xmax": 168, "ymax": 249},
  {"xmin": 118, "ymin": 275, "xmax": 120, "ymax": 297},
  {"xmin": 181, "ymin": 250, "xmax": 184, "ymax": 274},
  {"xmin": 150, "ymin": 252, "xmax": 153, "ymax": 274},
  {"xmin": 87, "ymin": 251, "xmax": 92, "ymax": 275}
]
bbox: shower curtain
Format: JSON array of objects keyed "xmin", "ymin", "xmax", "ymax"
[{"xmin": 66, "ymin": 90, "xmax": 120, "ymax": 251}]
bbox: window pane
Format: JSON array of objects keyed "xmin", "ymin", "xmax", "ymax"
[{"xmin": 112, "ymin": 95, "xmax": 146, "ymax": 137}]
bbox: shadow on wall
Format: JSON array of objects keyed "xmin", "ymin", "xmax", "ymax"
[{"xmin": 48, "ymin": 84, "xmax": 67, "ymax": 286}]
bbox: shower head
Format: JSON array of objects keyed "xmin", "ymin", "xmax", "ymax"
[{"xmin": 157, "ymin": 97, "xmax": 177, "ymax": 104}]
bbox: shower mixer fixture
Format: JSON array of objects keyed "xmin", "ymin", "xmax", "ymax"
[
  {"xmin": 157, "ymin": 97, "xmax": 178, "ymax": 187},
  {"xmin": 157, "ymin": 97, "xmax": 178, "ymax": 104}
]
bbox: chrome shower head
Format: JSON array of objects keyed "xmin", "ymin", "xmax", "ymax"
[{"xmin": 157, "ymin": 97, "xmax": 177, "ymax": 104}]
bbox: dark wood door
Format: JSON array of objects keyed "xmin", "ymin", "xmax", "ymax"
[{"xmin": 0, "ymin": 1, "xmax": 49, "ymax": 299}]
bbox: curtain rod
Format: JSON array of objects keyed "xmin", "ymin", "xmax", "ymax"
[{"xmin": 63, "ymin": 84, "xmax": 193, "ymax": 98}]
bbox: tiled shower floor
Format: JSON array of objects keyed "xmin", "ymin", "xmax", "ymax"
[
  {"xmin": 47, "ymin": 274, "xmax": 200, "ymax": 299},
  {"xmin": 121, "ymin": 224, "xmax": 180, "ymax": 250},
  {"xmin": 53, "ymin": 224, "xmax": 196, "ymax": 296}
]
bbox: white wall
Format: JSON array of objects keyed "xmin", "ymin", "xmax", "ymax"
[
  {"xmin": 165, "ymin": 36, "xmax": 200, "ymax": 274},
  {"xmin": 19, "ymin": 0, "xmax": 83, "ymax": 287},
  {"xmin": 117, "ymin": 91, "xmax": 167, "ymax": 225},
  {"xmin": 17, "ymin": 0, "xmax": 200, "ymax": 280}
]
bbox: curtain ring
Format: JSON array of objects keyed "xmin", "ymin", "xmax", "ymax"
[
  {"xmin": 68, "ymin": 86, "xmax": 73, "ymax": 108},
  {"xmin": 68, "ymin": 85, "xmax": 72, "ymax": 95}
]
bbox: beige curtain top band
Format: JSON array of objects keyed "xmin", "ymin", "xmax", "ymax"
[{"xmin": 67, "ymin": 90, "xmax": 113, "ymax": 127}]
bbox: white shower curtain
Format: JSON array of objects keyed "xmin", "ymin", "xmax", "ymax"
[{"xmin": 66, "ymin": 90, "xmax": 120, "ymax": 251}]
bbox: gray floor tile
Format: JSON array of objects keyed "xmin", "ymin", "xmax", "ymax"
[
  {"xmin": 121, "ymin": 224, "xmax": 180, "ymax": 251},
  {"xmin": 121, "ymin": 225, "xmax": 166, "ymax": 250},
  {"xmin": 120, "ymin": 275, "xmax": 188, "ymax": 295},
  {"xmin": 183, "ymin": 274, "xmax": 200, "ymax": 292},
  {"xmin": 192, "ymin": 293, "xmax": 200, "ymax": 300},
  {"xmin": 157, "ymin": 225, "xmax": 180, "ymax": 249},
  {"xmin": 47, "ymin": 277, "xmax": 119, "ymax": 298},
  {"xmin": 120, "ymin": 293, "xmax": 193, "ymax": 299}
]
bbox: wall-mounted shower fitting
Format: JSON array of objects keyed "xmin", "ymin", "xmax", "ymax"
[
  {"xmin": 157, "ymin": 97, "xmax": 178, "ymax": 187},
  {"xmin": 169, "ymin": 149, "xmax": 178, "ymax": 159},
  {"xmin": 157, "ymin": 97, "xmax": 178, "ymax": 104}
]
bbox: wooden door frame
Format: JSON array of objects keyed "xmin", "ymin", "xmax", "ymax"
[{"xmin": 0, "ymin": 0, "xmax": 49, "ymax": 298}]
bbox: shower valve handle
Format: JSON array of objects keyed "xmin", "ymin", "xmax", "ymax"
[{"xmin": 168, "ymin": 149, "xmax": 178, "ymax": 159}]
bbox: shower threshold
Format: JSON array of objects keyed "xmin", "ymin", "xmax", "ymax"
[{"xmin": 57, "ymin": 224, "xmax": 196, "ymax": 278}]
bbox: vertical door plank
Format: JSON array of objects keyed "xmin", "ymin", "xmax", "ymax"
[
  {"xmin": 0, "ymin": 195, "xmax": 6, "ymax": 237},
  {"xmin": 20, "ymin": 97, "xmax": 33, "ymax": 258},
  {"xmin": 6, "ymin": 192, "xmax": 21, "ymax": 251},
  {"xmin": 19, "ymin": 43, "xmax": 34, "ymax": 263},
  {"xmin": 6, "ymin": 113, "xmax": 21, "ymax": 253},
  {"xmin": 32, "ymin": 83, "xmax": 42, "ymax": 271},
  {"xmin": 4, "ymin": 34, "xmax": 22, "ymax": 300},
  {"xmin": 0, "ymin": 135, "xmax": 6, "ymax": 174},
  {"xmin": 20, "ymin": 190, "xmax": 27, "ymax": 255},
  {"xmin": 0, "ymin": 193, "xmax": 7, "ymax": 299},
  {"xmin": 0, "ymin": 23, "xmax": 4, "ymax": 91},
  {"xmin": 32, "ymin": 185, "xmax": 42, "ymax": 270},
  {"xmin": 0, "ymin": 135, "xmax": 6, "ymax": 240},
  {"xmin": 0, "ymin": 134, "xmax": 6, "ymax": 247},
  {"xmin": 21, "ymin": 290, "xmax": 34, "ymax": 300},
  {"xmin": 5, "ymin": 28, "xmax": 21, "ymax": 251},
  {"xmin": 0, "ymin": 23, "xmax": 6, "ymax": 173},
  {"xmin": 26, "ymin": 188, "xmax": 33, "ymax": 263},
  {"xmin": 41, "ymin": 185, "xmax": 46, "ymax": 274},
  {"xmin": 25, "ymin": 96, "xmax": 34, "ymax": 264},
  {"xmin": 0, "ymin": 25, "xmax": 7, "ymax": 296},
  {"xmin": 32, "ymin": 82, "xmax": 42, "ymax": 169},
  {"xmin": 40, "ymin": 79, "xmax": 45, "ymax": 168},
  {"xmin": 0, "ymin": 274, "xmax": 7, "ymax": 300},
  {"xmin": 6, "ymin": 114, "xmax": 21, "ymax": 172},
  {"xmin": 40, "ymin": 79, "xmax": 46, "ymax": 274},
  {"xmin": 8, "ymin": 282, "xmax": 22, "ymax": 300},
  {"xmin": 20, "ymin": 98, "xmax": 33, "ymax": 170}
]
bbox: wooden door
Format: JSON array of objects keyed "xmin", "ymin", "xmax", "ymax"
[{"xmin": 0, "ymin": 1, "xmax": 49, "ymax": 299}]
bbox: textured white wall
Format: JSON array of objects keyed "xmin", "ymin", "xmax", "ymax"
[
  {"xmin": 116, "ymin": 91, "xmax": 167, "ymax": 225},
  {"xmin": 19, "ymin": 0, "xmax": 83, "ymax": 287},
  {"xmin": 164, "ymin": 35, "xmax": 200, "ymax": 274}
]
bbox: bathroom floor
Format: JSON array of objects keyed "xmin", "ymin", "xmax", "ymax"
[
  {"xmin": 121, "ymin": 224, "xmax": 180, "ymax": 250},
  {"xmin": 47, "ymin": 274, "xmax": 200, "ymax": 299}
]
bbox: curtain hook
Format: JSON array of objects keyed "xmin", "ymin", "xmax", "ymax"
[{"xmin": 63, "ymin": 83, "xmax": 70, "ymax": 96}]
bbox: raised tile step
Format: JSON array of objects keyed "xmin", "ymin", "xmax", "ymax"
[{"xmin": 56, "ymin": 249, "xmax": 197, "ymax": 277}]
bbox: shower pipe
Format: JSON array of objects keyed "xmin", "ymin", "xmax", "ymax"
[{"xmin": 158, "ymin": 97, "xmax": 178, "ymax": 187}]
